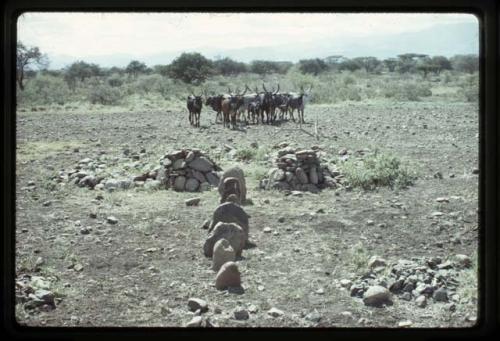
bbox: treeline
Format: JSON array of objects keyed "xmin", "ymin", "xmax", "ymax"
[
  {"xmin": 16, "ymin": 42, "xmax": 479, "ymax": 107},
  {"xmin": 17, "ymin": 41, "xmax": 479, "ymax": 89}
]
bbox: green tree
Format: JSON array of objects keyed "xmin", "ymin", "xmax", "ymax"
[
  {"xmin": 125, "ymin": 60, "xmax": 148, "ymax": 78},
  {"xmin": 16, "ymin": 42, "xmax": 49, "ymax": 90},
  {"xmin": 249, "ymin": 60, "xmax": 286, "ymax": 75},
  {"xmin": 352, "ymin": 57, "xmax": 381, "ymax": 73},
  {"xmin": 450, "ymin": 54, "xmax": 479, "ymax": 74},
  {"xmin": 339, "ymin": 58, "xmax": 362, "ymax": 72},
  {"xmin": 383, "ymin": 58, "xmax": 398, "ymax": 72},
  {"xmin": 153, "ymin": 64, "xmax": 170, "ymax": 76},
  {"xmin": 431, "ymin": 56, "xmax": 452, "ymax": 73},
  {"xmin": 214, "ymin": 57, "xmax": 247, "ymax": 75},
  {"xmin": 298, "ymin": 58, "xmax": 329, "ymax": 75},
  {"xmin": 168, "ymin": 53, "xmax": 214, "ymax": 84},
  {"xmin": 64, "ymin": 61, "xmax": 101, "ymax": 90}
]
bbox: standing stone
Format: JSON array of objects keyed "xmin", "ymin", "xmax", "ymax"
[
  {"xmin": 212, "ymin": 239, "xmax": 236, "ymax": 271},
  {"xmin": 204, "ymin": 222, "xmax": 246, "ymax": 258},
  {"xmin": 218, "ymin": 167, "xmax": 247, "ymax": 203},
  {"xmin": 309, "ymin": 166, "xmax": 319, "ymax": 185},
  {"xmin": 208, "ymin": 202, "xmax": 250, "ymax": 240},
  {"xmin": 174, "ymin": 176, "xmax": 186, "ymax": 191},
  {"xmin": 362, "ymin": 285, "xmax": 392, "ymax": 307},
  {"xmin": 415, "ymin": 295, "xmax": 427, "ymax": 308},
  {"xmin": 189, "ymin": 156, "xmax": 214, "ymax": 172},
  {"xmin": 185, "ymin": 178, "xmax": 200, "ymax": 192},
  {"xmin": 215, "ymin": 261, "xmax": 241, "ymax": 290},
  {"xmin": 220, "ymin": 177, "xmax": 242, "ymax": 204},
  {"xmin": 295, "ymin": 167, "xmax": 309, "ymax": 184}
]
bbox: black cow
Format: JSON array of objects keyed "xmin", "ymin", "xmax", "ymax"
[
  {"xmin": 206, "ymin": 94, "xmax": 223, "ymax": 123},
  {"xmin": 187, "ymin": 93, "xmax": 203, "ymax": 127},
  {"xmin": 260, "ymin": 83, "xmax": 279, "ymax": 124}
]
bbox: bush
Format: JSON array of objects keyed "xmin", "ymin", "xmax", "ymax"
[
  {"xmin": 17, "ymin": 74, "xmax": 72, "ymax": 106},
  {"xmin": 340, "ymin": 151, "xmax": 416, "ymax": 190},
  {"xmin": 107, "ymin": 73, "xmax": 124, "ymax": 87},
  {"xmin": 87, "ymin": 84, "xmax": 123, "ymax": 105}
]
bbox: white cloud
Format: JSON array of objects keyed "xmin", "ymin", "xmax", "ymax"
[{"xmin": 17, "ymin": 12, "xmax": 477, "ymax": 58}]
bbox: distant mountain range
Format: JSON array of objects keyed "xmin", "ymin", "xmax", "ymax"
[{"xmin": 47, "ymin": 22, "xmax": 478, "ymax": 69}]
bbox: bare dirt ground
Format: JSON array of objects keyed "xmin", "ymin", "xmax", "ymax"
[{"xmin": 15, "ymin": 101, "xmax": 478, "ymax": 328}]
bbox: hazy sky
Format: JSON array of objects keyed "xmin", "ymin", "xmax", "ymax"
[{"xmin": 17, "ymin": 12, "xmax": 477, "ymax": 67}]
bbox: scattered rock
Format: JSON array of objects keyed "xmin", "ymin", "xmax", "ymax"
[
  {"xmin": 185, "ymin": 197, "xmax": 201, "ymax": 206},
  {"xmin": 305, "ymin": 310, "xmax": 322, "ymax": 323},
  {"xmin": 454, "ymin": 254, "xmax": 472, "ymax": 268},
  {"xmin": 368, "ymin": 256, "xmax": 387, "ymax": 270},
  {"xmin": 267, "ymin": 307, "xmax": 284, "ymax": 317},
  {"xmin": 106, "ymin": 216, "xmax": 118, "ymax": 225},
  {"xmin": 188, "ymin": 298, "xmax": 208, "ymax": 313},
  {"xmin": 263, "ymin": 227, "xmax": 272, "ymax": 233},
  {"xmin": 233, "ymin": 308, "xmax": 250, "ymax": 320},
  {"xmin": 363, "ymin": 285, "xmax": 392, "ymax": 307},
  {"xmin": 415, "ymin": 295, "xmax": 427, "ymax": 308},
  {"xmin": 398, "ymin": 320, "xmax": 413, "ymax": 327},
  {"xmin": 433, "ymin": 287, "xmax": 448, "ymax": 302},
  {"xmin": 185, "ymin": 316, "xmax": 203, "ymax": 327}
]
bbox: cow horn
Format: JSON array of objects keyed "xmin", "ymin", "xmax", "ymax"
[
  {"xmin": 262, "ymin": 83, "xmax": 267, "ymax": 92},
  {"xmin": 274, "ymin": 83, "xmax": 280, "ymax": 94},
  {"xmin": 241, "ymin": 86, "xmax": 247, "ymax": 96},
  {"xmin": 227, "ymin": 87, "xmax": 232, "ymax": 94}
]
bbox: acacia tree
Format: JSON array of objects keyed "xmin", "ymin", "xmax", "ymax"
[
  {"xmin": 298, "ymin": 58, "xmax": 329, "ymax": 75},
  {"xmin": 168, "ymin": 53, "xmax": 214, "ymax": 84},
  {"xmin": 16, "ymin": 42, "xmax": 49, "ymax": 90},
  {"xmin": 64, "ymin": 61, "xmax": 101, "ymax": 90},
  {"xmin": 125, "ymin": 60, "xmax": 148, "ymax": 78}
]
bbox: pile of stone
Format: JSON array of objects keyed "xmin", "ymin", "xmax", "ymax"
[
  {"xmin": 259, "ymin": 147, "xmax": 340, "ymax": 192},
  {"xmin": 200, "ymin": 166, "xmax": 251, "ymax": 290},
  {"xmin": 15, "ymin": 274, "xmax": 59, "ymax": 312},
  {"xmin": 345, "ymin": 254, "xmax": 472, "ymax": 308},
  {"xmin": 134, "ymin": 149, "xmax": 222, "ymax": 192}
]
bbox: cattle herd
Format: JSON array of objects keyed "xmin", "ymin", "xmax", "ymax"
[{"xmin": 187, "ymin": 84, "xmax": 312, "ymax": 128}]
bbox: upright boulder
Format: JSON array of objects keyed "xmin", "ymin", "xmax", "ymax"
[
  {"xmin": 208, "ymin": 202, "xmax": 250, "ymax": 240},
  {"xmin": 218, "ymin": 167, "xmax": 247, "ymax": 203},
  {"xmin": 203, "ymin": 222, "xmax": 246, "ymax": 258},
  {"xmin": 220, "ymin": 177, "xmax": 242, "ymax": 204},
  {"xmin": 215, "ymin": 261, "xmax": 241, "ymax": 290},
  {"xmin": 212, "ymin": 238, "xmax": 236, "ymax": 271}
]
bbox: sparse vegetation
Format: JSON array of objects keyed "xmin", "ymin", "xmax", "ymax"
[{"xmin": 340, "ymin": 151, "xmax": 416, "ymax": 190}]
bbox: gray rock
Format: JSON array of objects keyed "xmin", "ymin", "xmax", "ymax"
[
  {"xmin": 144, "ymin": 180, "xmax": 160, "ymax": 190},
  {"xmin": 185, "ymin": 151, "xmax": 195, "ymax": 163},
  {"xmin": 368, "ymin": 256, "xmax": 387, "ymax": 269},
  {"xmin": 106, "ymin": 216, "xmax": 118, "ymax": 224},
  {"xmin": 215, "ymin": 261, "xmax": 241, "ymax": 290},
  {"xmin": 415, "ymin": 295, "xmax": 427, "ymax": 308},
  {"xmin": 173, "ymin": 176, "xmax": 186, "ymax": 191},
  {"xmin": 188, "ymin": 298, "xmax": 208, "ymax": 313},
  {"xmin": 34, "ymin": 289, "xmax": 55, "ymax": 305},
  {"xmin": 309, "ymin": 166, "xmax": 319, "ymax": 184},
  {"xmin": 305, "ymin": 310, "xmax": 322, "ymax": 323},
  {"xmin": 363, "ymin": 285, "xmax": 392, "ymax": 307},
  {"xmin": 233, "ymin": 308, "xmax": 250, "ymax": 320},
  {"xmin": 118, "ymin": 179, "xmax": 133, "ymax": 189},
  {"xmin": 268, "ymin": 168, "xmax": 286, "ymax": 182},
  {"xmin": 205, "ymin": 172, "xmax": 220, "ymax": 186},
  {"xmin": 192, "ymin": 170, "xmax": 207, "ymax": 184},
  {"xmin": 212, "ymin": 238, "xmax": 236, "ymax": 271},
  {"xmin": 185, "ymin": 316, "xmax": 203, "ymax": 327},
  {"xmin": 340, "ymin": 279, "xmax": 353, "ymax": 288},
  {"xmin": 218, "ymin": 167, "xmax": 247, "ymax": 203},
  {"xmin": 189, "ymin": 156, "xmax": 214, "ymax": 172},
  {"xmin": 400, "ymin": 292, "xmax": 412, "ymax": 301},
  {"xmin": 104, "ymin": 179, "xmax": 120, "ymax": 191},
  {"xmin": 173, "ymin": 159, "xmax": 186, "ymax": 170},
  {"xmin": 185, "ymin": 178, "xmax": 200, "ymax": 192},
  {"xmin": 185, "ymin": 197, "xmax": 201, "ymax": 206},
  {"xmin": 454, "ymin": 254, "xmax": 472, "ymax": 268},
  {"xmin": 267, "ymin": 307, "xmax": 284, "ymax": 317},
  {"xmin": 295, "ymin": 167, "xmax": 309, "ymax": 184},
  {"xmin": 433, "ymin": 287, "xmax": 448, "ymax": 302},
  {"xmin": 208, "ymin": 202, "xmax": 250, "ymax": 240},
  {"xmin": 204, "ymin": 222, "xmax": 246, "ymax": 258},
  {"xmin": 199, "ymin": 182, "xmax": 211, "ymax": 192}
]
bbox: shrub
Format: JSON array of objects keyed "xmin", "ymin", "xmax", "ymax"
[
  {"xmin": 17, "ymin": 74, "xmax": 72, "ymax": 106},
  {"xmin": 340, "ymin": 151, "xmax": 416, "ymax": 190},
  {"xmin": 107, "ymin": 73, "xmax": 124, "ymax": 87},
  {"xmin": 87, "ymin": 84, "xmax": 123, "ymax": 105}
]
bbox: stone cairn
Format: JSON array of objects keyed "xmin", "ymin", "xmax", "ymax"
[
  {"xmin": 259, "ymin": 147, "xmax": 340, "ymax": 192},
  {"xmin": 201, "ymin": 166, "xmax": 251, "ymax": 290},
  {"xmin": 134, "ymin": 148, "xmax": 222, "ymax": 192}
]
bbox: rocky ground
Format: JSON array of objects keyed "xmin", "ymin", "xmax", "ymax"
[{"xmin": 15, "ymin": 101, "xmax": 478, "ymax": 327}]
